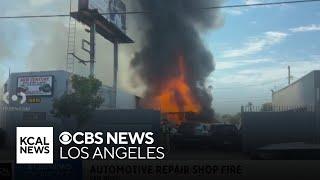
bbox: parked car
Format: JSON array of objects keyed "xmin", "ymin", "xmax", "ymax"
[
  {"xmin": 209, "ymin": 124, "xmax": 241, "ymax": 150},
  {"xmin": 177, "ymin": 122, "xmax": 210, "ymax": 136},
  {"xmin": 172, "ymin": 122, "xmax": 211, "ymax": 149}
]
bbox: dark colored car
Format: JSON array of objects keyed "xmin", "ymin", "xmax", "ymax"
[
  {"xmin": 209, "ymin": 124, "xmax": 241, "ymax": 150},
  {"xmin": 177, "ymin": 122, "xmax": 210, "ymax": 136},
  {"xmin": 172, "ymin": 122, "xmax": 211, "ymax": 149}
]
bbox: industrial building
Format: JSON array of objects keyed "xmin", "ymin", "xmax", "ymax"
[
  {"xmin": 0, "ymin": 70, "xmax": 161, "ymax": 149},
  {"xmin": 272, "ymin": 70, "xmax": 320, "ymax": 110},
  {"xmin": 242, "ymin": 70, "xmax": 320, "ymax": 153},
  {"xmin": 0, "ymin": 70, "xmax": 139, "ymax": 128}
]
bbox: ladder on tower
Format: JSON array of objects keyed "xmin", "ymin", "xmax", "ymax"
[{"xmin": 66, "ymin": 2, "xmax": 77, "ymax": 74}]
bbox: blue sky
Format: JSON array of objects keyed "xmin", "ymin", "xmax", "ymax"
[
  {"xmin": 0, "ymin": 0, "xmax": 320, "ymax": 114},
  {"xmin": 203, "ymin": 0, "xmax": 320, "ymax": 114}
]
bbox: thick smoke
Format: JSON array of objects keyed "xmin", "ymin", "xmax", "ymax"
[{"xmin": 131, "ymin": 0, "xmax": 223, "ymax": 121}]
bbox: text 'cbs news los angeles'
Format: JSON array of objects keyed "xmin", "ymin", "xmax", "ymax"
[{"xmin": 16, "ymin": 127, "xmax": 165, "ymax": 164}]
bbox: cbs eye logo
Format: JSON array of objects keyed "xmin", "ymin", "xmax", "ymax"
[
  {"xmin": 59, "ymin": 132, "xmax": 72, "ymax": 145},
  {"xmin": 59, "ymin": 132, "xmax": 104, "ymax": 145}
]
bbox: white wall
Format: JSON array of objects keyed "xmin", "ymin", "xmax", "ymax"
[{"xmin": 272, "ymin": 71, "xmax": 316, "ymax": 108}]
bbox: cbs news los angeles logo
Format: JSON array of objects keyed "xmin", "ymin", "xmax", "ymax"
[
  {"xmin": 16, "ymin": 127, "xmax": 53, "ymax": 164},
  {"xmin": 16, "ymin": 127, "xmax": 165, "ymax": 164}
]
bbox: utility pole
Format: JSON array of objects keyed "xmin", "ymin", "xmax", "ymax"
[
  {"xmin": 89, "ymin": 23, "xmax": 96, "ymax": 77},
  {"xmin": 113, "ymin": 41, "xmax": 118, "ymax": 108},
  {"xmin": 288, "ymin": 66, "xmax": 291, "ymax": 85},
  {"xmin": 70, "ymin": 6, "xmax": 133, "ymax": 107}
]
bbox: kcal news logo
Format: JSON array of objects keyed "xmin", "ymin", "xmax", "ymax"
[{"xmin": 16, "ymin": 127, "xmax": 53, "ymax": 164}]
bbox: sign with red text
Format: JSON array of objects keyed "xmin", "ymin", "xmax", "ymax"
[{"xmin": 17, "ymin": 76, "xmax": 53, "ymax": 96}]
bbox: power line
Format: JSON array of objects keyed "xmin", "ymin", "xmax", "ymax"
[
  {"xmin": 197, "ymin": 0, "xmax": 320, "ymax": 11},
  {"xmin": 0, "ymin": 0, "xmax": 319, "ymax": 19},
  {"xmin": 100, "ymin": 0, "xmax": 320, "ymax": 15}
]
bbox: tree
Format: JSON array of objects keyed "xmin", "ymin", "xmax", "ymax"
[{"xmin": 51, "ymin": 75, "xmax": 104, "ymax": 126}]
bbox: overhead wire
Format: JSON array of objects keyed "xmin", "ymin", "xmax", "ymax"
[{"xmin": 0, "ymin": 0, "xmax": 319, "ymax": 19}]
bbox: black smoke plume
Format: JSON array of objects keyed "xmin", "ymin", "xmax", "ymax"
[{"xmin": 131, "ymin": 0, "xmax": 223, "ymax": 121}]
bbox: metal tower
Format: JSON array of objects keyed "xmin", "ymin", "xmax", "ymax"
[{"xmin": 66, "ymin": 0, "xmax": 77, "ymax": 74}]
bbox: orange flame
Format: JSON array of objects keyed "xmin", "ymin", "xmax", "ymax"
[{"xmin": 143, "ymin": 55, "xmax": 201, "ymax": 123}]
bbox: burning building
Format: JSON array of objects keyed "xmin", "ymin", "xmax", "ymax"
[{"xmin": 130, "ymin": 0, "xmax": 223, "ymax": 124}]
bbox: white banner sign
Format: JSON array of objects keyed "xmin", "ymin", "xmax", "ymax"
[{"xmin": 17, "ymin": 76, "xmax": 53, "ymax": 96}]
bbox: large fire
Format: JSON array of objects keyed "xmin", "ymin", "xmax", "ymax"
[{"xmin": 142, "ymin": 55, "xmax": 201, "ymax": 123}]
